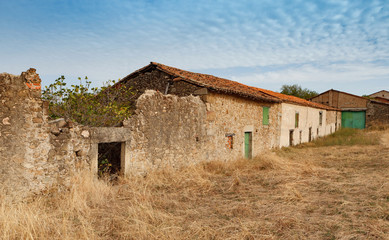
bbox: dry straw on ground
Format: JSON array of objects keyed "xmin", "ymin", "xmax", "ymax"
[{"xmin": 1, "ymin": 128, "xmax": 388, "ymax": 239}]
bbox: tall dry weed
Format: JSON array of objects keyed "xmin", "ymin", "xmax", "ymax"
[{"xmin": 0, "ymin": 129, "xmax": 388, "ymax": 239}]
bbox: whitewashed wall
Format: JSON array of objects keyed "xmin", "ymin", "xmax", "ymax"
[{"xmin": 279, "ymin": 103, "xmax": 336, "ymax": 147}]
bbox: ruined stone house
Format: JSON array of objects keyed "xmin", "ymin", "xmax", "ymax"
[
  {"xmin": 310, "ymin": 89, "xmax": 389, "ymax": 128},
  {"xmin": 1, "ymin": 65, "xmax": 340, "ymax": 198},
  {"xmin": 0, "ymin": 69, "xmax": 131, "ymax": 199},
  {"xmin": 115, "ymin": 62, "xmax": 341, "ymax": 174}
]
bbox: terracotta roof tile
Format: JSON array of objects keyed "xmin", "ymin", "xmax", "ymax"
[
  {"xmin": 121, "ymin": 62, "xmax": 339, "ymax": 110},
  {"xmin": 151, "ymin": 62, "xmax": 279, "ymax": 103},
  {"xmin": 253, "ymin": 88, "xmax": 339, "ymax": 110},
  {"xmin": 151, "ymin": 62, "xmax": 337, "ymax": 110}
]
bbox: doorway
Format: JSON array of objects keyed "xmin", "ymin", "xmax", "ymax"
[
  {"xmin": 98, "ymin": 142, "xmax": 122, "ymax": 178},
  {"xmin": 289, "ymin": 130, "xmax": 294, "ymax": 146},
  {"xmin": 244, "ymin": 132, "xmax": 252, "ymax": 159}
]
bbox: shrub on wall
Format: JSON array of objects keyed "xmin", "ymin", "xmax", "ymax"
[{"xmin": 42, "ymin": 76, "xmax": 134, "ymax": 127}]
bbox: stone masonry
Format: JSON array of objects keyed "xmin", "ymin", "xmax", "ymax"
[{"xmin": 0, "ymin": 70, "xmax": 92, "ymax": 199}]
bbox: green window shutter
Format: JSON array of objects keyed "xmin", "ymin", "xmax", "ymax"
[
  {"xmin": 263, "ymin": 107, "xmax": 269, "ymax": 125},
  {"xmin": 295, "ymin": 112, "xmax": 299, "ymax": 128}
]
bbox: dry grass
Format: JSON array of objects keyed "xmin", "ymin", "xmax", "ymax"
[
  {"xmin": 299, "ymin": 128, "xmax": 381, "ymax": 147},
  {"xmin": 1, "ymin": 129, "xmax": 389, "ymax": 239}
]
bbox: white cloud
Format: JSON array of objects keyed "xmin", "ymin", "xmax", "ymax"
[{"xmin": 230, "ymin": 62, "xmax": 389, "ymax": 92}]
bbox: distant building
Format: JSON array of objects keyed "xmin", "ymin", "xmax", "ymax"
[
  {"xmin": 310, "ymin": 89, "xmax": 389, "ymax": 128},
  {"xmin": 369, "ymin": 90, "xmax": 389, "ymax": 100}
]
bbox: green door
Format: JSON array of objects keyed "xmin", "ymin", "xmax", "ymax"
[
  {"xmin": 341, "ymin": 111, "xmax": 365, "ymax": 129},
  {"xmin": 244, "ymin": 132, "xmax": 252, "ymax": 159}
]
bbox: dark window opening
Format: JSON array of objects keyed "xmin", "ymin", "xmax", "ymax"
[
  {"xmin": 319, "ymin": 111, "xmax": 323, "ymax": 126},
  {"xmin": 308, "ymin": 127, "xmax": 312, "ymax": 142},
  {"xmin": 98, "ymin": 142, "xmax": 122, "ymax": 178}
]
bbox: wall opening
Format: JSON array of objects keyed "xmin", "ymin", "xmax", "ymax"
[
  {"xmin": 308, "ymin": 127, "xmax": 312, "ymax": 142},
  {"xmin": 289, "ymin": 130, "xmax": 294, "ymax": 146},
  {"xmin": 319, "ymin": 111, "xmax": 323, "ymax": 126},
  {"xmin": 98, "ymin": 142, "xmax": 122, "ymax": 178}
]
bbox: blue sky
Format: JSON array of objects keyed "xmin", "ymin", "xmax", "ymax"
[{"xmin": 1, "ymin": 0, "xmax": 388, "ymax": 95}]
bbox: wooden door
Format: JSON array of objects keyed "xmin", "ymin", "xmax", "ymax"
[{"xmin": 244, "ymin": 132, "xmax": 252, "ymax": 159}]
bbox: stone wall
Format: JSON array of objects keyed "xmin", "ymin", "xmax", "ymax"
[
  {"xmin": 0, "ymin": 70, "xmax": 92, "ymax": 200},
  {"xmin": 202, "ymin": 92, "xmax": 281, "ymax": 159},
  {"xmin": 366, "ymin": 101, "xmax": 389, "ymax": 127},
  {"xmin": 124, "ymin": 90, "xmax": 207, "ymax": 174},
  {"xmin": 120, "ymin": 68, "xmax": 203, "ymax": 109},
  {"xmin": 123, "ymin": 90, "xmax": 282, "ymax": 174}
]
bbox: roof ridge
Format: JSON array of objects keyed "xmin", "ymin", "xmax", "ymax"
[{"xmin": 124, "ymin": 62, "xmax": 339, "ymax": 110}]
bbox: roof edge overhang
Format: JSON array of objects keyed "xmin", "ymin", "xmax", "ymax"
[{"xmin": 281, "ymin": 100, "xmax": 341, "ymax": 111}]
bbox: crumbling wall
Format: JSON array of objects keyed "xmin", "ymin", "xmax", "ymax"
[
  {"xmin": 120, "ymin": 68, "xmax": 203, "ymax": 109},
  {"xmin": 0, "ymin": 69, "xmax": 91, "ymax": 200},
  {"xmin": 124, "ymin": 90, "xmax": 207, "ymax": 173},
  {"xmin": 125, "ymin": 90, "xmax": 282, "ymax": 174},
  {"xmin": 325, "ymin": 110, "xmax": 341, "ymax": 134},
  {"xmin": 0, "ymin": 70, "xmax": 45, "ymax": 197}
]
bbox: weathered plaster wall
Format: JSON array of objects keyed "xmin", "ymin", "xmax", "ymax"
[
  {"xmin": 366, "ymin": 101, "xmax": 389, "ymax": 127},
  {"xmin": 280, "ymin": 103, "xmax": 335, "ymax": 147},
  {"xmin": 0, "ymin": 70, "xmax": 92, "ymax": 199},
  {"xmin": 203, "ymin": 92, "xmax": 281, "ymax": 160},
  {"xmin": 325, "ymin": 110, "xmax": 341, "ymax": 134}
]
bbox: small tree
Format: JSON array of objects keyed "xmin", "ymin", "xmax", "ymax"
[
  {"xmin": 280, "ymin": 84, "xmax": 318, "ymax": 100},
  {"xmin": 42, "ymin": 76, "xmax": 135, "ymax": 127}
]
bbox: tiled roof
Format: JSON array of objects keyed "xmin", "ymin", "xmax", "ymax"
[
  {"xmin": 151, "ymin": 62, "xmax": 338, "ymax": 110},
  {"xmin": 151, "ymin": 62, "xmax": 280, "ymax": 103},
  {"xmin": 121, "ymin": 62, "xmax": 339, "ymax": 110},
  {"xmin": 253, "ymin": 88, "xmax": 338, "ymax": 110}
]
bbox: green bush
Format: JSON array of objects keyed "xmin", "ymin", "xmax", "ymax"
[{"xmin": 42, "ymin": 76, "xmax": 135, "ymax": 127}]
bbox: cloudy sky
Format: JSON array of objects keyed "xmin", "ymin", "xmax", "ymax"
[{"xmin": 1, "ymin": 0, "xmax": 388, "ymax": 95}]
